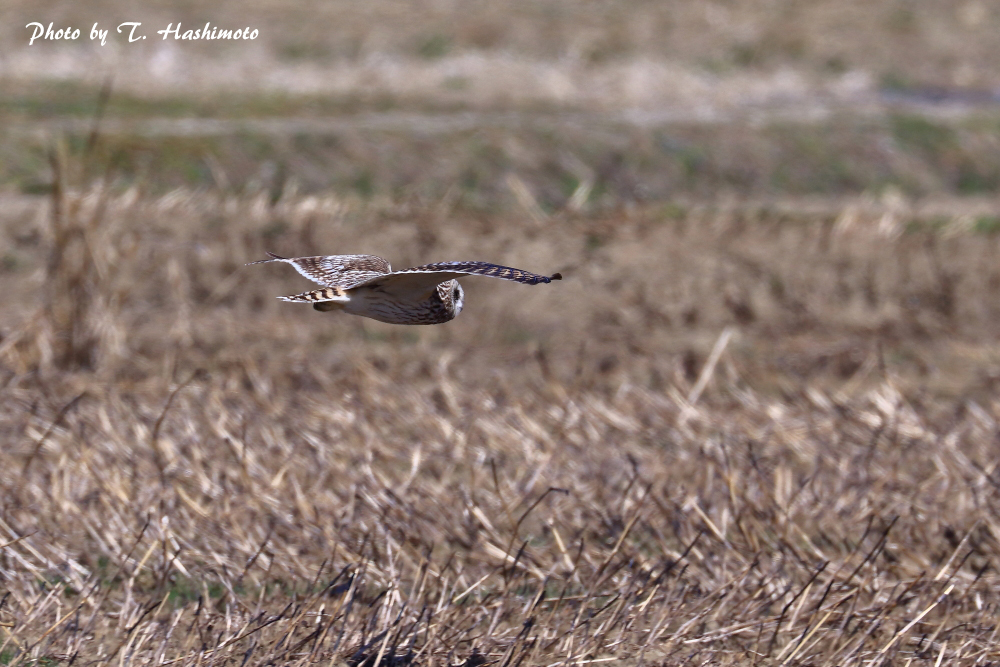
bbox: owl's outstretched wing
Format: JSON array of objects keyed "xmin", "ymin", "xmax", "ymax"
[
  {"xmin": 353, "ymin": 261, "xmax": 562, "ymax": 300},
  {"xmin": 248, "ymin": 252, "xmax": 391, "ymax": 288}
]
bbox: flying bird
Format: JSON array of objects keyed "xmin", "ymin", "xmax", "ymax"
[{"xmin": 249, "ymin": 252, "xmax": 562, "ymax": 325}]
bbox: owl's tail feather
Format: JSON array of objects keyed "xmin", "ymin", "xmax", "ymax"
[{"xmin": 279, "ymin": 287, "xmax": 349, "ymax": 311}]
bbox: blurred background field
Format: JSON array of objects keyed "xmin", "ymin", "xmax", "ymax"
[{"xmin": 4, "ymin": 2, "xmax": 1000, "ymax": 665}]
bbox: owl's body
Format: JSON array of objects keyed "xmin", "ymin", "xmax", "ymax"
[
  {"xmin": 314, "ymin": 278, "xmax": 461, "ymax": 325},
  {"xmin": 249, "ymin": 252, "xmax": 561, "ymax": 325}
]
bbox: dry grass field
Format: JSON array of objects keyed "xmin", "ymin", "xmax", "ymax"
[
  {"xmin": 5, "ymin": 161, "xmax": 1000, "ymax": 665},
  {"xmin": 5, "ymin": 1, "xmax": 1000, "ymax": 666}
]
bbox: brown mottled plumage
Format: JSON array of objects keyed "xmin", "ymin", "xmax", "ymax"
[
  {"xmin": 249, "ymin": 252, "xmax": 562, "ymax": 325},
  {"xmin": 247, "ymin": 252, "xmax": 390, "ymax": 288}
]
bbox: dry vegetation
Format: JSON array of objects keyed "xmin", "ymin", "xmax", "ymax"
[
  {"xmin": 3, "ymin": 141, "xmax": 1000, "ymax": 666},
  {"xmin": 5, "ymin": 0, "xmax": 1000, "ymax": 89}
]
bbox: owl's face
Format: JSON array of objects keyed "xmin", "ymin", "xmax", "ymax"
[{"xmin": 452, "ymin": 281, "xmax": 465, "ymax": 317}]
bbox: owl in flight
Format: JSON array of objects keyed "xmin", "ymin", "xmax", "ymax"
[{"xmin": 249, "ymin": 252, "xmax": 562, "ymax": 325}]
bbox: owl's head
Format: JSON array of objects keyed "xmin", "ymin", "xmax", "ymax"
[{"xmin": 452, "ymin": 281, "xmax": 465, "ymax": 316}]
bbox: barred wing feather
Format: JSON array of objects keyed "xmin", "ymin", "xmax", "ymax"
[{"xmin": 248, "ymin": 252, "xmax": 391, "ymax": 288}]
